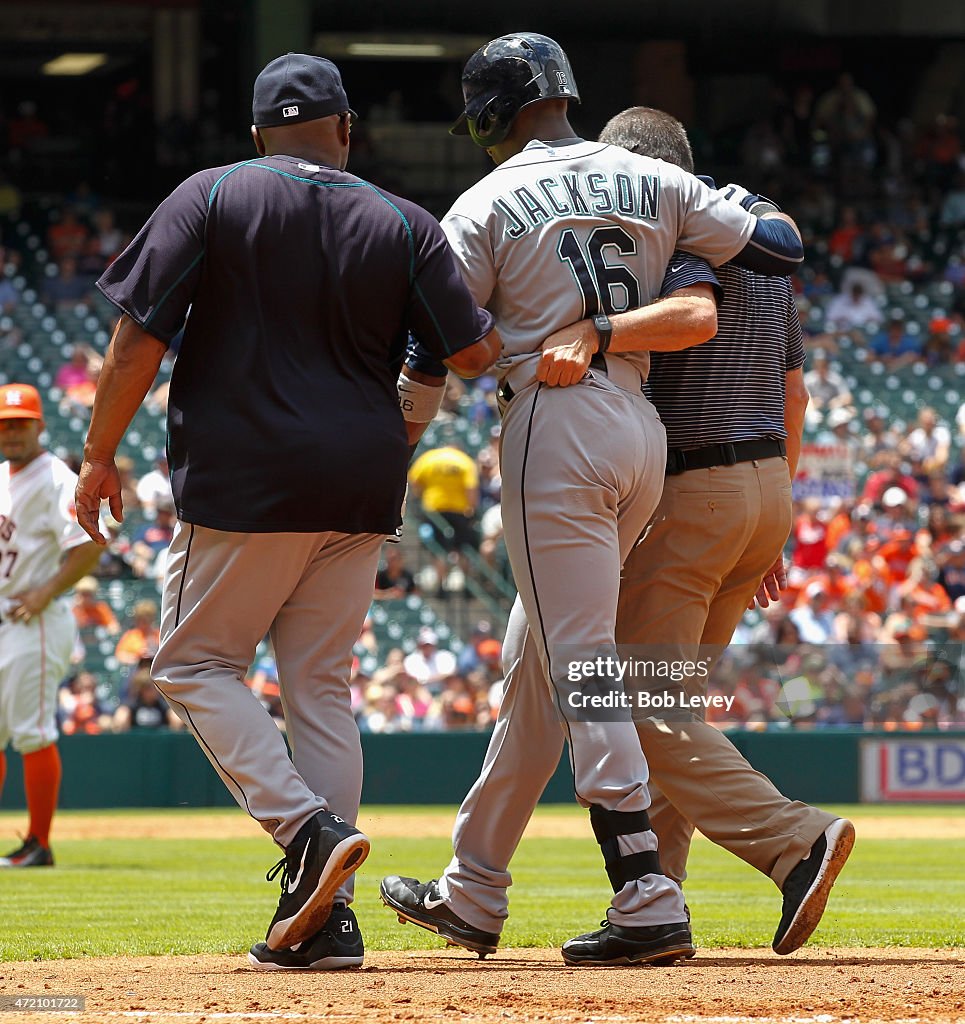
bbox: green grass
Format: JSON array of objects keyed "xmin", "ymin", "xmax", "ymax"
[{"xmin": 0, "ymin": 805, "xmax": 962, "ymax": 960}]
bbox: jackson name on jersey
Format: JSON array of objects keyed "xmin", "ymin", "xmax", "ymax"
[{"xmin": 496, "ymin": 170, "xmax": 661, "ymax": 238}]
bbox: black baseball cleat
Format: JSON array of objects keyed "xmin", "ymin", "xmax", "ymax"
[
  {"xmin": 249, "ymin": 902, "xmax": 364, "ymax": 970},
  {"xmin": 379, "ymin": 875, "xmax": 499, "ymax": 957},
  {"xmin": 264, "ymin": 811, "xmax": 370, "ymax": 951},
  {"xmin": 651, "ymin": 904, "xmax": 696, "ymax": 964},
  {"xmin": 773, "ymin": 817, "xmax": 855, "ymax": 955},
  {"xmin": 561, "ymin": 920, "xmax": 694, "ymax": 967},
  {"xmin": 0, "ymin": 835, "xmax": 54, "ymax": 868}
]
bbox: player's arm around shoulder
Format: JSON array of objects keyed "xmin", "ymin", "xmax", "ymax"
[
  {"xmin": 675, "ymin": 171, "xmax": 804, "ymax": 276},
  {"xmin": 718, "ymin": 183, "xmax": 804, "ymax": 276}
]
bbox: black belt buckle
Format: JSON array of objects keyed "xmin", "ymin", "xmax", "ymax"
[{"xmin": 721, "ymin": 442, "xmax": 737, "ymax": 466}]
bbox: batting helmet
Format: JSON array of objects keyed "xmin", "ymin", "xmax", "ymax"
[{"xmin": 450, "ymin": 33, "xmax": 580, "ymax": 148}]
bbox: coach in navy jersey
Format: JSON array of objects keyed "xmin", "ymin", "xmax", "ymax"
[
  {"xmin": 75, "ymin": 53, "xmax": 499, "ymax": 969},
  {"xmin": 599, "ymin": 107, "xmax": 854, "ymax": 957}
]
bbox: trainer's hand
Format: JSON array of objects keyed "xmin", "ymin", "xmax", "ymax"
[
  {"xmin": 748, "ymin": 554, "xmax": 788, "ymax": 610},
  {"xmin": 538, "ymin": 321, "xmax": 596, "ymax": 387},
  {"xmin": 75, "ymin": 457, "xmax": 123, "ymax": 545}
]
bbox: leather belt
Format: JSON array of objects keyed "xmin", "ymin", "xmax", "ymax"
[
  {"xmin": 498, "ymin": 352, "xmax": 619, "ymax": 406},
  {"xmin": 665, "ymin": 438, "xmax": 786, "ymax": 476}
]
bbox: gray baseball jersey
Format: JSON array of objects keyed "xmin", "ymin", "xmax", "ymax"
[
  {"xmin": 442, "ymin": 139, "xmax": 754, "ymax": 379},
  {"xmin": 437, "ymin": 139, "xmax": 760, "ymax": 933}
]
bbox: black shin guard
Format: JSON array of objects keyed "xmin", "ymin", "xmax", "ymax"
[{"xmin": 589, "ymin": 805, "xmax": 662, "ymax": 892}]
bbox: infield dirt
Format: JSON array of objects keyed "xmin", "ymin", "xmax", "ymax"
[
  {"xmin": 3, "ymin": 946, "xmax": 964, "ymax": 1024},
  {"xmin": 45, "ymin": 810, "xmax": 965, "ymax": 842}
]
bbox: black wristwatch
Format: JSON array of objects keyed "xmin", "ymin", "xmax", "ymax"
[{"xmin": 592, "ymin": 313, "xmax": 612, "ymax": 355}]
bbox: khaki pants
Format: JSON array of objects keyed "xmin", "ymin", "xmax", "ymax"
[{"xmin": 617, "ymin": 456, "xmax": 835, "ymax": 886}]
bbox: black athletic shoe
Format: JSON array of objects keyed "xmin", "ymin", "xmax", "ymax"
[
  {"xmin": 249, "ymin": 902, "xmax": 364, "ymax": 970},
  {"xmin": 651, "ymin": 904, "xmax": 696, "ymax": 964},
  {"xmin": 773, "ymin": 818, "xmax": 855, "ymax": 955},
  {"xmin": 561, "ymin": 920, "xmax": 694, "ymax": 967},
  {"xmin": 265, "ymin": 811, "xmax": 370, "ymax": 951},
  {"xmin": 379, "ymin": 875, "xmax": 499, "ymax": 957},
  {"xmin": 0, "ymin": 835, "xmax": 54, "ymax": 868}
]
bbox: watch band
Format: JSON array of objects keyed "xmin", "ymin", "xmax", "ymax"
[{"xmin": 593, "ymin": 313, "xmax": 612, "ymax": 355}]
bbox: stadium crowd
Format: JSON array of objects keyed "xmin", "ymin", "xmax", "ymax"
[{"xmin": 1, "ymin": 71, "xmax": 964, "ymax": 734}]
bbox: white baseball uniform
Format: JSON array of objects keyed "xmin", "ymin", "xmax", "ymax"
[{"xmin": 0, "ymin": 452, "xmax": 89, "ymax": 753}]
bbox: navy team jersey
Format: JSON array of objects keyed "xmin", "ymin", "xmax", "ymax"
[{"xmin": 98, "ymin": 155, "xmax": 493, "ymax": 535}]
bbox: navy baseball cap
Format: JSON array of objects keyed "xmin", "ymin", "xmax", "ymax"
[{"xmin": 252, "ymin": 53, "xmax": 357, "ymax": 128}]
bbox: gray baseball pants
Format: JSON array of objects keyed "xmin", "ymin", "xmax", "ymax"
[
  {"xmin": 152, "ymin": 522, "xmax": 383, "ymax": 901},
  {"xmin": 441, "ymin": 366, "xmax": 686, "ymax": 930}
]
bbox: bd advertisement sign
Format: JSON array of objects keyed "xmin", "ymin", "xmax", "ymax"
[{"xmin": 861, "ymin": 738, "xmax": 965, "ymax": 802}]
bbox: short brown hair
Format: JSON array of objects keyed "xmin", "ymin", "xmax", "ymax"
[
  {"xmin": 598, "ymin": 106, "xmax": 694, "ymax": 173},
  {"xmin": 133, "ymin": 599, "xmax": 158, "ymax": 620}
]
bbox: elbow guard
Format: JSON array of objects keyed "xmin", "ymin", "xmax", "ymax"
[{"xmin": 735, "ymin": 218, "xmax": 804, "ymax": 276}]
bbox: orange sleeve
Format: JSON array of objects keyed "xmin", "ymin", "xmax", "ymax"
[
  {"xmin": 96, "ymin": 604, "xmax": 119, "ymax": 628},
  {"xmin": 825, "ymin": 514, "xmax": 849, "ymax": 553},
  {"xmin": 114, "ymin": 629, "xmax": 144, "ymax": 663}
]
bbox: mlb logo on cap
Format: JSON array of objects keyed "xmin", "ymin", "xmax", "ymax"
[
  {"xmin": 0, "ymin": 383, "xmax": 44, "ymax": 420},
  {"xmin": 252, "ymin": 52, "xmax": 357, "ymax": 129}
]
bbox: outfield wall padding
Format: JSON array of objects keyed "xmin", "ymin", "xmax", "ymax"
[{"xmin": 1, "ymin": 729, "xmax": 961, "ymax": 810}]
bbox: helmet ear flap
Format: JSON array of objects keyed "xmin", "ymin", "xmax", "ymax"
[{"xmin": 471, "ymin": 93, "xmax": 520, "ymax": 146}]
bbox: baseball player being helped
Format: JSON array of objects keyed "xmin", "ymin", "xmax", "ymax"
[
  {"xmin": 0, "ymin": 383, "xmax": 101, "ymax": 868},
  {"xmin": 75, "ymin": 53, "xmax": 498, "ymax": 970},
  {"xmin": 380, "ymin": 33, "xmax": 806, "ymax": 965},
  {"xmin": 390, "ymin": 106, "xmax": 853, "ymax": 963}
]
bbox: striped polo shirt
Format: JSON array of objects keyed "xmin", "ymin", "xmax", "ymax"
[{"xmin": 646, "ymin": 255, "xmax": 805, "ymax": 449}]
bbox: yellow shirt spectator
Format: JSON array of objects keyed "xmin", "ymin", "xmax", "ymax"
[{"xmin": 409, "ymin": 447, "xmax": 479, "ymax": 516}]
